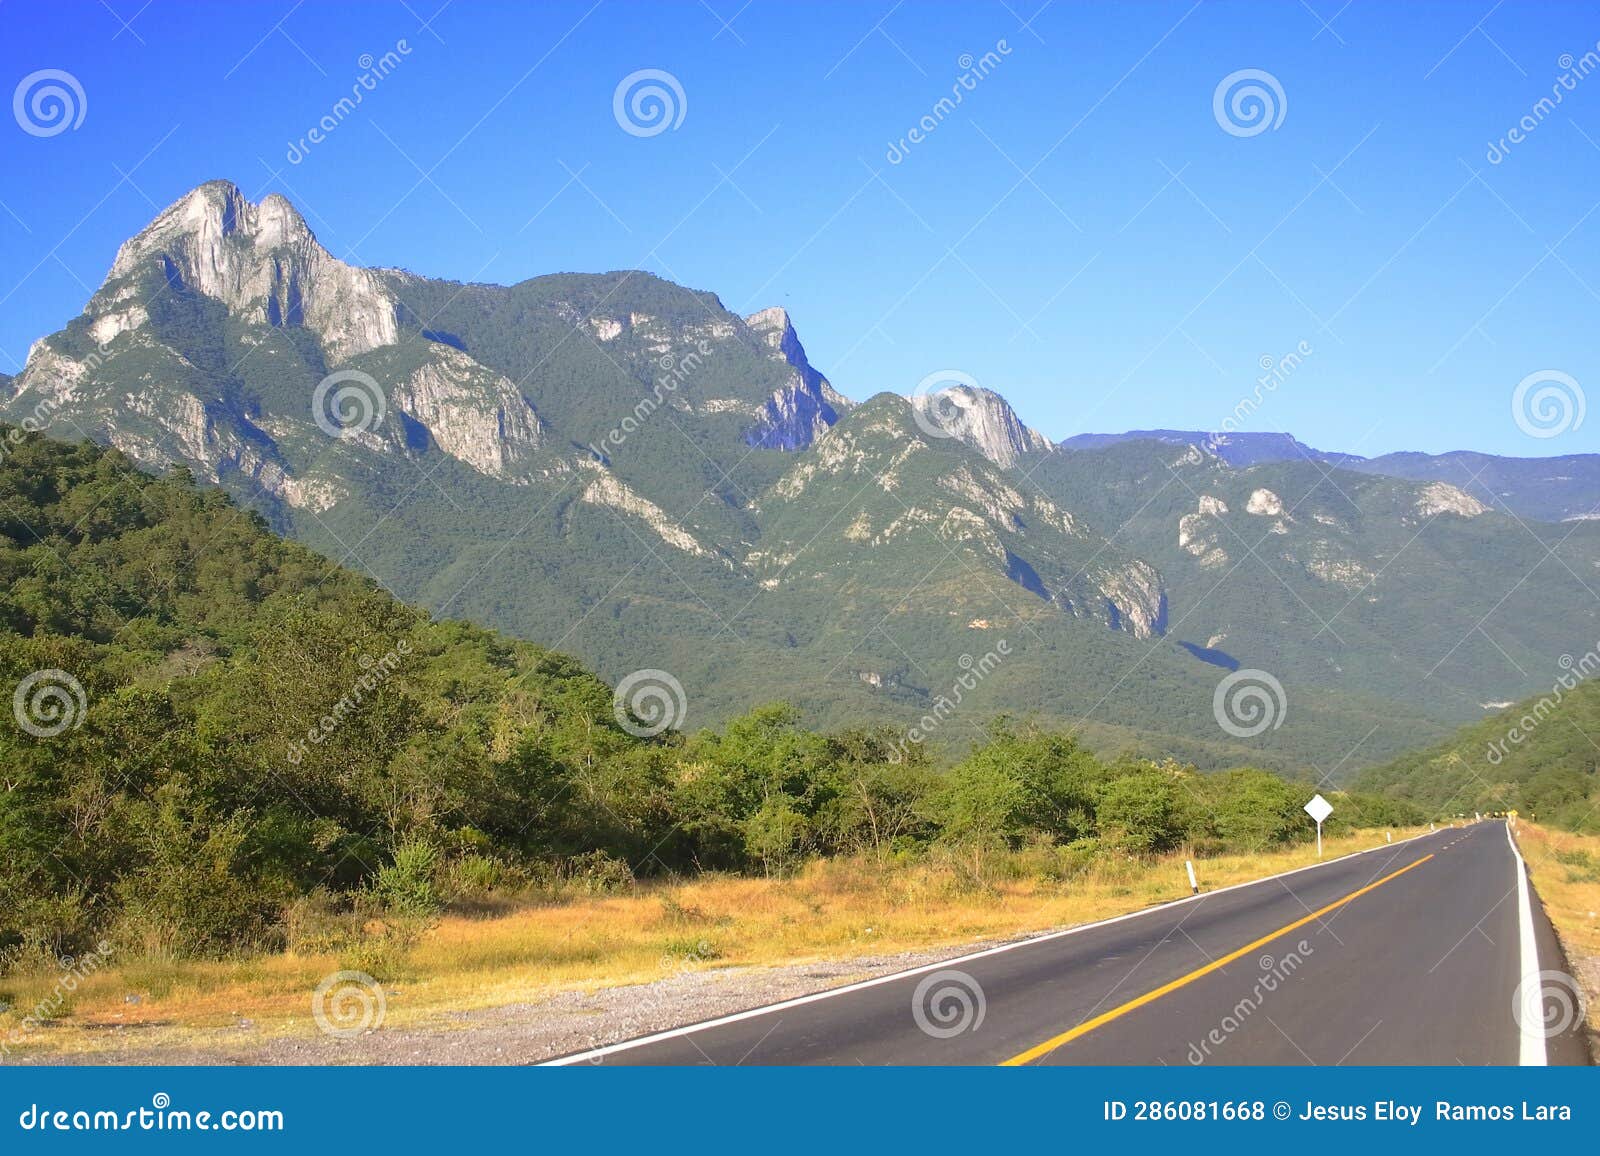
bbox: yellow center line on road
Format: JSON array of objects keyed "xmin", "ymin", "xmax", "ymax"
[{"xmin": 1000, "ymin": 852, "xmax": 1437, "ymax": 1066}]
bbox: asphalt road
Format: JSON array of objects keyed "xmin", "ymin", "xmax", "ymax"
[{"xmin": 550, "ymin": 823, "xmax": 1591, "ymax": 1066}]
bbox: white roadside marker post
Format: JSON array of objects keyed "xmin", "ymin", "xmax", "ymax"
[
  {"xmin": 1185, "ymin": 859, "xmax": 1199, "ymax": 895},
  {"xmin": 1304, "ymin": 793, "xmax": 1333, "ymax": 859},
  {"xmin": 1385, "ymin": 831, "xmax": 1392, "ymax": 843}
]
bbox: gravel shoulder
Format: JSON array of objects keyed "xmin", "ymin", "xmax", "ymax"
[{"xmin": 20, "ymin": 935, "xmax": 1030, "ymax": 1066}]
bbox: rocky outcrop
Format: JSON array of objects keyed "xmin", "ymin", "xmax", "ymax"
[
  {"xmin": 99, "ymin": 181, "xmax": 398, "ymax": 362},
  {"xmin": 911, "ymin": 384, "xmax": 1052, "ymax": 468},
  {"xmin": 1303, "ymin": 555, "xmax": 1374, "ymax": 589},
  {"xmin": 744, "ymin": 307, "xmax": 845, "ymax": 408},
  {"xmin": 741, "ymin": 307, "xmax": 848, "ymax": 450},
  {"xmin": 939, "ymin": 464, "xmax": 1028, "ymax": 530},
  {"xmin": 110, "ymin": 389, "xmax": 342, "ymax": 512},
  {"xmin": 388, "ymin": 346, "xmax": 544, "ymax": 480},
  {"xmin": 1246, "ymin": 488, "xmax": 1284, "ymax": 516},
  {"xmin": 745, "ymin": 376, "xmax": 840, "ymax": 451},
  {"xmin": 10, "ymin": 340, "xmax": 92, "ymax": 409},
  {"xmin": 1096, "ymin": 559, "xmax": 1167, "ymax": 638},
  {"xmin": 577, "ymin": 460, "xmax": 716, "ymax": 558},
  {"xmin": 769, "ymin": 408, "xmax": 926, "ymax": 500},
  {"xmin": 1415, "ymin": 481, "xmax": 1488, "ymax": 518},
  {"xmin": 938, "ymin": 505, "xmax": 1007, "ymax": 562},
  {"xmin": 1178, "ymin": 495, "xmax": 1230, "ymax": 568}
]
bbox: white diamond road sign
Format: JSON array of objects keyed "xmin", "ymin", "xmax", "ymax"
[{"xmin": 1304, "ymin": 794, "xmax": 1333, "ymax": 824}]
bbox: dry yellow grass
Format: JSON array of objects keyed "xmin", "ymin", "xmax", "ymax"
[
  {"xmin": 0, "ymin": 827, "xmax": 1427, "ymax": 1059},
  {"xmin": 1512, "ymin": 821, "xmax": 1600, "ymax": 1032}
]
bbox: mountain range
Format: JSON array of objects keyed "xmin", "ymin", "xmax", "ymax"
[
  {"xmin": 1061, "ymin": 431, "xmax": 1600, "ymax": 524},
  {"xmin": 7, "ymin": 179, "xmax": 1600, "ymax": 775}
]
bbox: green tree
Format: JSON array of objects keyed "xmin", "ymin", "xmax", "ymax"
[
  {"xmin": 1098, "ymin": 766, "xmax": 1188, "ymax": 854},
  {"xmin": 1207, "ymin": 769, "xmax": 1307, "ymax": 849}
]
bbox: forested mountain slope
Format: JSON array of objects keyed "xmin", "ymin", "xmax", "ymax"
[{"xmin": 1358, "ymin": 669, "xmax": 1600, "ymax": 829}]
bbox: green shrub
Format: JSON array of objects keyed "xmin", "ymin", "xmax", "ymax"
[
  {"xmin": 109, "ymin": 793, "xmax": 286, "ymax": 957},
  {"xmin": 660, "ymin": 936, "xmax": 721, "ymax": 962},
  {"xmin": 1206, "ymin": 769, "xmax": 1306, "ymax": 850},
  {"xmin": 1098, "ymin": 770, "xmax": 1187, "ymax": 854},
  {"xmin": 743, "ymin": 795, "xmax": 808, "ymax": 876},
  {"xmin": 562, "ymin": 850, "xmax": 635, "ymax": 893},
  {"xmin": 371, "ymin": 838, "xmax": 440, "ymax": 918},
  {"xmin": 443, "ymin": 854, "xmax": 504, "ymax": 899},
  {"xmin": 340, "ymin": 928, "xmax": 416, "ymax": 983},
  {"xmin": 283, "ymin": 890, "xmax": 364, "ymax": 956},
  {"xmin": 1555, "ymin": 848, "xmax": 1600, "ymax": 883}
]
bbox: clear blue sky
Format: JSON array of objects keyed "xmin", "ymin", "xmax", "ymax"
[{"xmin": 3, "ymin": 0, "xmax": 1599, "ymax": 456}]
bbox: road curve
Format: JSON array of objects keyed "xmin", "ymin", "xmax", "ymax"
[{"xmin": 548, "ymin": 823, "xmax": 1590, "ymax": 1066}]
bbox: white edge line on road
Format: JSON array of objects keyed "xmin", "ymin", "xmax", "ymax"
[
  {"xmin": 1506, "ymin": 820, "xmax": 1547, "ymax": 1067},
  {"xmin": 543, "ymin": 826, "xmax": 1446, "ymax": 1066}
]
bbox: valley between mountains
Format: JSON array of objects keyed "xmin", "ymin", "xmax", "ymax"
[{"xmin": 7, "ymin": 179, "xmax": 1600, "ymax": 775}]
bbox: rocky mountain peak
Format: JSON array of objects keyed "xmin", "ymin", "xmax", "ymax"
[
  {"xmin": 107, "ymin": 182, "xmax": 307, "ymax": 278},
  {"xmin": 741, "ymin": 306, "xmax": 848, "ymax": 451},
  {"xmin": 742, "ymin": 306, "xmax": 843, "ymax": 401},
  {"xmin": 911, "ymin": 383, "xmax": 1053, "ymax": 469},
  {"xmin": 98, "ymin": 180, "xmax": 397, "ymax": 362},
  {"xmin": 744, "ymin": 306, "xmax": 797, "ymax": 351}
]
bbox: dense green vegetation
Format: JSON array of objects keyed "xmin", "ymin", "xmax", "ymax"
[
  {"xmin": 1029, "ymin": 439, "xmax": 1600, "ymax": 723},
  {"xmin": 0, "ymin": 430, "xmax": 1421, "ymax": 965},
  {"xmin": 1358, "ymin": 672, "xmax": 1600, "ymax": 831}
]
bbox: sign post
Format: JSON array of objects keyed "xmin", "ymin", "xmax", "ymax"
[{"xmin": 1304, "ymin": 793, "xmax": 1333, "ymax": 859}]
